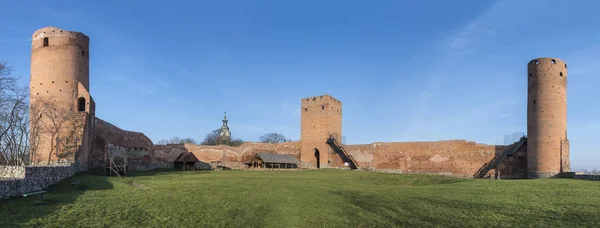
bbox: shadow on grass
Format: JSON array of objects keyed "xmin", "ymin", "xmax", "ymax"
[
  {"xmin": 126, "ymin": 168, "xmax": 212, "ymax": 177},
  {"xmin": 351, "ymin": 173, "xmax": 471, "ymax": 187},
  {"xmin": 216, "ymin": 204, "xmax": 273, "ymax": 228},
  {"xmin": 332, "ymin": 190, "xmax": 600, "ymax": 227},
  {"xmin": 331, "ymin": 190, "xmax": 440, "ymax": 227},
  {"xmin": 330, "ymin": 190, "xmax": 534, "ymax": 227},
  {"xmin": 0, "ymin": 171, "xmax": 114, "ymax": 227}
]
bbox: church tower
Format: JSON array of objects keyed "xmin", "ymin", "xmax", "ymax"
[{"xmin": 219, "ymin": 112, "xmax": 231, "ymax": 145}]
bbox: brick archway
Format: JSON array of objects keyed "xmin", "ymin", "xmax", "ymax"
[{"xmin": 314, "ymin": 149, "xmax": 320, "ymax": 169}]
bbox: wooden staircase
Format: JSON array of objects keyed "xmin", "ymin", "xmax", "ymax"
[
  {"xmin": 106, "ymin": 158, "xmax": 127, "ymax": 177},
  {"xmin": 326, "ymin": 135, "xmax": 359, "ymax": 170},
  {"xmin": 105, "ymin": 145, "xmax": 128, "ymax": 177},
  {"xmin": 474, "ymin": 136, "xmax": 527, "ymax": 178}
]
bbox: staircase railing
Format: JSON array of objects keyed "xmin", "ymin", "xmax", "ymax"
[
  {"xmin": 327, "ymin": 135, "xmax": 359, "ymax": 170},
  {"xmin": 474, "ymin": 136, "xmax": 527, "ymax": 178}
]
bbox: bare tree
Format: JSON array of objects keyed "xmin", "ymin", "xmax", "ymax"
[
  {"xmin": 0, "ymin": 86, "xmax": 29, "ymax": 165},
  {"xmin": 201, "ymin": 128, "xmax": 222, "ymax": 146},
  {"xmin": 229, "ymin": 138, "xmax": 245, "ymax": 147},
  {"xmin": 29, "ymin": 97, "xmax": 81, "ymax": 163},
  {"xmin": 201, "ymin": 128, "xmax": 244, "ymax": 146},
  {"xmin": 156, "ymin": 136, "xmax": 198, "ymax": 145},
  {"xmin": 259, "ymin": 132, "xmax": 289, "ymax": 143},
  {"xmin": 0, "ymin": 60, "xmax": 31, "ymax": 165}
]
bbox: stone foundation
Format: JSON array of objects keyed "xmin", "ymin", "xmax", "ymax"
[
  {"xmin": 528, "ymin": 171, "xmax": 561, "ymax": 179},
  {"xmin": 561, "ymin": 172, "xmax": 600, "ymax": 181},
  {"xmin": 0, "ymin": 163, "xmax": 87, "ymax": 199},
  {"xmin": 1, "ymin": 166, "xmax": 26, "ymax": 179},
  {"xmin": 574, "ymin": 174, "xmax": 600, "ymax": 181},
  {"xmin": 129, "ymin": 162, "xmax": 173, "ymax": 171}
]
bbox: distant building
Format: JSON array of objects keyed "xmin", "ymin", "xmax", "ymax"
[{"xmin": 219, "ymin": 112, "xmax": 231, "ymax": 145}]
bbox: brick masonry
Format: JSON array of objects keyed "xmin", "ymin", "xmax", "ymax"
[
  {"xmin": 300, "ymin": 95, "xmax": 342, "ymax": 168},
  {"xmin": 24, "ymin": 25, "xmax": 571, "ymax": 182},
  {"xmin": 527, "ymin": 57, "xmax": 569, "ymax": 178}
]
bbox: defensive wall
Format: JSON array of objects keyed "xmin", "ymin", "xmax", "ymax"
[
  {"xmin": 143, "ymin": 140, "xmax": 527, "ymax": 178},
  {"xmin": 91, "ymin": 118, "xmax": 154, "ymax": 168},
  {"xmin": 12, "ymin": 26, "xmax": 578, "ymax": 200}
]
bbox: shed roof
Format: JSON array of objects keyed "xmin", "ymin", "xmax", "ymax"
[
  {"xmin": 254, "ymin": 153, "xmax": 299, "ymax": 164},
  {"xmin": 174, "ymin": 152, "xmax": 200, "ymax": 163}
]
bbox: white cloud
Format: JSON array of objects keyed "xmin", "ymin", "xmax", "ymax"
[{"xmin": 389, "ymin": 0, "xmax": 538, "ymax": 144}]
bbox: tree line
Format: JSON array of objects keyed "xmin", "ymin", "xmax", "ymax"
[
  {"xmin": 156, "ymin": 132, "xmax": 292, "ymax": 146},
  {"xmin": 0, "ymin": 60, "xmax": 29, "ymax": 165}
]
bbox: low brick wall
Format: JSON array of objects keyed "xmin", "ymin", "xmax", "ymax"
[{"xmin": 0, "ymin": 163, "xmax": 87, "ymax": 199}]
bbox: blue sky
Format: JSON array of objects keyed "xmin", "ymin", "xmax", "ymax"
[{"xmin": 1, "ymin": 0, "xmax": 599, "ymax": 170}]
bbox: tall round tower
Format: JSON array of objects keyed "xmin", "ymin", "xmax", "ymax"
[
  {"xmin": 527, "ymin": 57, "xmax": 569, "ymax": 178},
  {"xmin": 30, "ymin": 26, "xmax": 89, "ymax": 111},
  {"xmin": 30, "ymin": 26, "xmax": 90, "ymax": 163}
]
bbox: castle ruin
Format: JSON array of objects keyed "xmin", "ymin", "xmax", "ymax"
[{"xmin": 27, "ymin": 26, "xmax": 570, "ymax": 179}]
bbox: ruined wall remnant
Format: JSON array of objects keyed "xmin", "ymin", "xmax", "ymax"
[
  {"xmin": 342, "ymin": 140, "xmax": 505, "ymax": 177},
  {"xmin": 150, "ymin": 142, "xmax": 301, "ymax": 170},
  {"xmin": 161, "ymin": 139, "xmax": 527, "ymax": 177},
  {"xmin": 91, "ymin": 118, "xmax": 154, "ymax": 168},
  {"xmin": 527, "ymin": 57, "xmax": 569, "ymax": 178},
  {"xmin": 300, "ymin": 95, "xmax": 342, "ymax": 168},
  {"xmin": 0, "ymin": 163, "xmax": 87, "ymax": 199},
  {"xmin": 94, "ymin": 118, "xmax": 153, "ymax": 151}
]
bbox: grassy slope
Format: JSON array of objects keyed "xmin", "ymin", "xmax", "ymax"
[{"xmin": 2, "ymin": 169, "xmax": 599, "ymax": 227}]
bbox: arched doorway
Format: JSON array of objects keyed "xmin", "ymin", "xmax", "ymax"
[{"xmin": 314, "ymin": 149, "xmax": 320, "ymax": 169}]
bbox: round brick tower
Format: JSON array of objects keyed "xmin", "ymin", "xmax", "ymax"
[
  {"xmin": 30, "ymin": 26, "xmax": 90, "ymax": 163},
  {"xmin": 30, "ymin": 26, "xmax": 89, "ymax": 111},
  {"xmin": 527, "ymin": 57, "xmax": 569, "ymax": 178}
]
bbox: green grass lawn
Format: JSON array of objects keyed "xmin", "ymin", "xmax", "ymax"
[{"xmin": 2, "ymin": 169, "xmax": 600, "ymax": 227}]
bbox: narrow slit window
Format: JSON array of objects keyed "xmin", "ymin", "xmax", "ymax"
[
  {"xmin": 43, "ymin": 37, "xmax": 49, "ymax": 47},
  {"xmin": 78, "ymin": 97, "xmax": 86, "ymax": 112}
]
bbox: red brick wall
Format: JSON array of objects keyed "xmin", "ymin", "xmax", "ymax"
[{"xmin": 343, "ymin": 140, "xmax": 505, "ymax": 177}]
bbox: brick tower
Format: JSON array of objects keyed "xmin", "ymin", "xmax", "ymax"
[
  {"xmin": 300, "ymin": 95, "xmax": 342, "ymax": 168},
  {"xmin": 527, "ymin": 57, "xmax": 569, "ymax": 178},
  {"xmin": 30, "ymin": 26, "xmax": 95, "ymax": 163}
]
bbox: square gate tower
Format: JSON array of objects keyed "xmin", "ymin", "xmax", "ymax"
[{"xmin": 300, "ymin": 95, "xmax": 342, "ymax": 168}]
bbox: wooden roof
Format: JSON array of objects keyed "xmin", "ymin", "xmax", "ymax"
[
  {"xmin": 174, "ymin": 152, "xmax": 200, "ymax": 163},
  {"xmin": 253, "ymin": 153, "xmax": 299, "ymax": 164}
]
